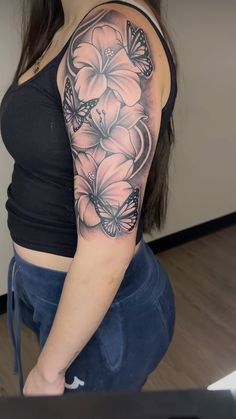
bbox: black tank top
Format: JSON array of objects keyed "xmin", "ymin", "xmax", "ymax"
[{"xmin": 0, "ymin": 0, "xmax": 177, "ymax": 257}]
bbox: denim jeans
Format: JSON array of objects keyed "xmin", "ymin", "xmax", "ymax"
[{"xmin": 7, "ymin": 239, "xmax": 176, "ymax": 396}]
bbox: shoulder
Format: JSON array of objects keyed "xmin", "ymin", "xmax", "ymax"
[
  {"xmin": 55, "ymin": 1, "xmax": 168, "ymax": 245},
  {"xmin": 57, "ymin": 1, "xmax": 167, "ymax": 101}
]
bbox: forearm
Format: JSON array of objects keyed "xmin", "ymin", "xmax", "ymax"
[{"xmin": 36, "ymin": 243, "xmax": 131, "ymax": 382}]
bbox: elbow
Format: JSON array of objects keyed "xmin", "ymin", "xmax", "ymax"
[
  {"xmin": 74, "ymin": 236, "xmax": 137, "ymax": 283},
  {"xmin": 96, "ymin": 244, "xmax": 136, "ymax": 284},
  {"xmin": 108, "ymin": 243, "xmax": 137, "ymax": 280}
]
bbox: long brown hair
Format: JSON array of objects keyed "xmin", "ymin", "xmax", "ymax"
[{"xmin": 13, "ymin": 0, "xmax": 178, "ymax": 234}]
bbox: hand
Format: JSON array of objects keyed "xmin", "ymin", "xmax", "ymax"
[{"xmin": 23, "ymin": 363, "xmax": 65, "ymax": 396}]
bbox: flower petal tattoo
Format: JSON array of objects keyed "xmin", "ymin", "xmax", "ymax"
[{"xmin": 60, "ymin": 7, "xmax": 159, "ymax": 240}]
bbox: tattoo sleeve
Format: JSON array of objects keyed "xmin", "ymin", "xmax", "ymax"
[{"xmin": 60, "ymin": 6, "xmax": 160, "ymax": 241}]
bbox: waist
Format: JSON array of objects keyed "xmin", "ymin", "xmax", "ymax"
[
  {"xmin": 12, "ymin": 241, "xmax": 74, "ymax": 272},
  {"xmin": 11, "ymin": 238, "xmax": 158, "ymax": 306},
  {"xmin": 12, "ymin": 239, "xmax": 142, "ymax": 272}
]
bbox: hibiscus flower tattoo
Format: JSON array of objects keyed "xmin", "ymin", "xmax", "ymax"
[{"xmin": 62, "ymin": 8, "xmax": 155, "ymax": 239}]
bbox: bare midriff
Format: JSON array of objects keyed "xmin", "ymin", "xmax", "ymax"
[{"xmin": 12, "ymin": 240, "xmax": 141, "ymax": 272}]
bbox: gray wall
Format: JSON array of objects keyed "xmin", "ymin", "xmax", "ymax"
[
  {"xmin": 0, "ymin": 0, "xmax": 21, "ymax": 296},
  {"xmin": 145, "ymin": 0, "xmax": 236, "ymax": 241},
  {"xmin": 0, "ymin": 0, "xmax": 236, "ymax": 295}
]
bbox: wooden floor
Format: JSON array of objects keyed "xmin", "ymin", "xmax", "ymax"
[{"xmin": 0, "ymin": 225, "xmax": 235, "ymax": 396}]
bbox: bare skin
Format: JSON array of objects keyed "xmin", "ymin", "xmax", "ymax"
[{"xmin": 14, "ymin": 0, "xmax": 171, "ymax": 273}]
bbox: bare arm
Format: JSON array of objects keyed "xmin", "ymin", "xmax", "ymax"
[{"xmin": 36, "ymin": 4, "xmax": 163, "ymax": 382}]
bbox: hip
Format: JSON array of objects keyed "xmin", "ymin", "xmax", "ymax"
[
  {"xmin": 7, "ymin": 238, "xmax": 176, "ymax": 394},
  {"xmin": 12, "ymin": 238, "xmax": 176, "ymax": 348}
]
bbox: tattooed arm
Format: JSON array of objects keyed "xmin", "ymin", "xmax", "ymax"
[{"xmin": 36, "ymin": 4, "xmax": 164, "ymax": 384}]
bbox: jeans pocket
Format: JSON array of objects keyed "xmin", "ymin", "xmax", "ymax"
[
  {"xmin": 33, "ymin": 296, "xmax": 58, "ymax": 349},
  {"xmin": 96, "ymin": 304, "xmax": 125, "ymax": 373},
  {"xmin": 153, "ymin": 275, "xmax": 176, "ymax": 344},
  {"xmin": 18, "ymin": 296, "xmax": 38, "ymax": 334}
]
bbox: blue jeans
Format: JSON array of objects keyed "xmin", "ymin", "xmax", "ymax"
[{"xmin": 7, "ymin": 239, "xmax": 176, "ymax": 396}]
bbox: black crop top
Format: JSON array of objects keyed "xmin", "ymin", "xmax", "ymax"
[{"xmin": 0, "ymin": 0, "xmax": 177, "ymax": 257}]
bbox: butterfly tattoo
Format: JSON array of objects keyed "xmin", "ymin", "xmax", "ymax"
[
  {"xmin": 63, "ymin": 77, "xmax": 99, "ymax": 132},
  {"xmin": 90, "ymin": 188, "xmax": 139, "ymax": 237},
  {"xmin": 126, "ymin": 20, "xmax": 153, "ymax": 78}
]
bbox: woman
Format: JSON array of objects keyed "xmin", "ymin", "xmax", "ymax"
[{"xmin": 0, "ymin": 0, "xmax": 178, "ymax": 396}]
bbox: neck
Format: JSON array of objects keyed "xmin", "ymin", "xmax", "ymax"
[{"xmin": 60, "ymin": 0, "xmax": 113, "ymax": 26}]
